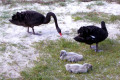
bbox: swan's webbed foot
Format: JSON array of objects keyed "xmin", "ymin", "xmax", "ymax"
[
  {"xmin": 95, "ymin": 49, "xmax": 103, "ymax": 52},
  {"xmin": 95, "ymin": 43, "xmax": 103, "ymax": 52},
  {"xmin": 90, "ymin": 45, "xmax": 96, "ymax": 50},
  {"xmin": 90, "ymin": 45, "xmax": 103, "ymax": 52},
  {"xmin": 27, "ymin": 27, "xmax": 36, "ymax": 35},
  {"xmin": 32, "ymin": 27, "xmax": 35, "ymax": 34}
]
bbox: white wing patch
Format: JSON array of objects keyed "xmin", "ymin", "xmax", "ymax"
[{"xmin": 91, "ymin": 35, "xmax": 95, "ymax": 39}]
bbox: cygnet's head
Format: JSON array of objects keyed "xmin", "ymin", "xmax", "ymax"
[
  {"xmin": 60, "ymin": 50, "xmax": 67, "ymax": 57},
  {"xmin": 83, "ymin": 63, "xmax": 92, "ymax": 71},
  {"xmin": 65, "ymin": 64, "xmax": 71, "ymax": 71}
]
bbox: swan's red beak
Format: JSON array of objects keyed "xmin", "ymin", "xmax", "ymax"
[{"xmin": 59, "ymin": 33, "xmax": 62, "ymax": 36}]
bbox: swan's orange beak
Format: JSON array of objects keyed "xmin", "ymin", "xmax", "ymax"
[{"xmin": 59, "ymin": 33, "xmax": 62, "ymax": 36}]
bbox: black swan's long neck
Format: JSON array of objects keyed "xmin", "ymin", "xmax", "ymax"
[
  {"xmin": 101, "ymin": 21, "xmax": 107, "ymax": 32},
  {"xmin": 43, "ymin": 12, "xmax": 62, "ymax": 36}
]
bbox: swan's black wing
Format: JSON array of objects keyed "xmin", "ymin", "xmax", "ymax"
[
  {"xmin": 22, "ymin": 11, "xmax": 45, "ymax": 26},
  {"xmin": 74, "ymin": 35, "xmax": 95, "ymax": 45}
]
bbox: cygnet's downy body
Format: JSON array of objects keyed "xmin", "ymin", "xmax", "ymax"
[
  {"xmin": 60, "ymin": 50, "xmax": 83, "ymax": 62},
  {"xmin": 65, "ymin": 63, "xmax": 92, "ymax": 73}
]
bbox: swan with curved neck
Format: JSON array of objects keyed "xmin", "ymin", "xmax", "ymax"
[{"xmin": 9, "ymin": 11, "xmax": 62, "ymax": 36}]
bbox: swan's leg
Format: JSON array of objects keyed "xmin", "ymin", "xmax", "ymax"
[
  {"xmin": 95, "ymin": 43, "xmax": 103, "ymax": 52},
  {"xmin": 96, "ymin": 43, "xmax": 98, "ymax": 52},
  {"xmin": 90, "ymin": 45, "xmax": 92, "ymax": 49},
  {"xmin": 32, "ymin": 27, "xmax": 35, "ymax": 34},
  {"xmin": 27, "ymin": 27, "xmax": 29, "ymax": 33}
]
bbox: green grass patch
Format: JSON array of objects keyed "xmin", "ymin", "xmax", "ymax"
[
  {"xmin": 20, "ymin": 38, "xmax": 120, "ymax": 80},
  {"xmin": 0, "ymin": 42, "xmax": 28, "ymax": 53},
  {"xmin": 95, "ymin": 1, "xmax": 105, "ymax": 6},
  {"xmin": 87, "ymin": 1, "xmax": 104, "ymax": 9},
  {"xmin": 72, "ymin": 12, "xmax": 120, "ymax": 23},
  {"xmin": 0, "ymin": 10, "xmax": 15, "ymax": 26},
  {"xmin": 59, "ymin": 2, "xmax": 66, "ymax": 6},
  {"xmin": 110, "ymin": 15, "xmax": 120, "ymax": 22},
  {"xmin": 72, "ymin": 12, "xmax": 110, "ymax": 23},
  {"xmin": 0, "ymin": 11, "xmax": 11, "ymax": 19},
  {"xmin": 106, "ymin": 0, "xmax": 120, "ymax": 4}
]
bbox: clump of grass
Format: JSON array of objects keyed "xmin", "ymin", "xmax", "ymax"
[
  {"xmin": 87, "ymin": 1, "xmax": 104, "ymax": 9},
  {"xmin": 110, "ymin": 15, "xmax": 120, "ymax": 22},
  {"xmin": 106, "ymin": 0, "xmax": 120, "ymax": 4},
  {"xmin": 72, "ymin": 12, "xmax": 110, "ymax": 23},
  {"xmin": 59, "ymin": 2, "xmax": 66, "ymax": 6},
  {"xmin": 20, "ymin": 38, "xmax": 120, "ymax": 80},
  {"xmin": 87, "ymin": 4, "xmax": 94, "ymax": 9},
  {"xmin": 78, "ymin": 0, "xmax": 93, "ymax": 2},
  {"xmin": 73, "ymin": 16, "xmax": 83, "ymax": 21},
  {"xmin": 0, "ymin": 42, "xmax": 28, "ymax": 53},
  {"xmin": 95, "ymin": 1, "xmax": 105, "ymax": 6},
  {"xmin": 0, "ymin": 11, "xmax": 13, "ymax": 26},
  {"xmin": 0, "ymin": 42, "xmax": 7, "ymax": 52},
  {"xmin": 0, "ymin": 11, "xmax": 11, "ymax": 19},
  {"xmin": 72, "ymin": 12, "xmax": 120, "ymax": 23},
  {"xmin": 116, "ymin": 34, "xmax": 120, "ymax": 40}
]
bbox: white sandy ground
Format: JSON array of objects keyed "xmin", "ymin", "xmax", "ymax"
[{"xmin": 0, "ymin": 1, "xmax": 120, "ymax": 78}]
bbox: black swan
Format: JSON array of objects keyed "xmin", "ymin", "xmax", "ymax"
[
  {"xmin": 74, "ymin": 21, "xmax": 108, "ymax": 52},
  {"xmin": 9, "ymin": 10, "xmax": 62, "ymax": 36}
]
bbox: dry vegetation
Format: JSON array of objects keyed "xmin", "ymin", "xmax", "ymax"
[
  {"xmin": 106, "ymin": 0, "xmax": 120, "ymax": 3},
  {"xmin": 1, "ymin": 0, "xmax": 120, "ymax": 4},
  {"xmin": 0, "ymin": 0, "xmax": 65, "ymax": 5}
]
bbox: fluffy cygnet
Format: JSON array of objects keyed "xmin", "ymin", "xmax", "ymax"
[
  {"xmin": 60, "ymin": 50, "xmax": 83, "ymax": 62},
  {"xmin": 65, "ymin": 63, "xmax": 92, "ymax": 73}
]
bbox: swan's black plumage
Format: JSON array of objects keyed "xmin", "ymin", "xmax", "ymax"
[
  {"xmin": 74, "ymin": 21, "xmax": 108, "ymax": 52},
  {"xmin": 9, "ymin": 10, "xmax": 62, "ymax": 36}
]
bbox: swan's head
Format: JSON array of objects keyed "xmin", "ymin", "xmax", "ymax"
[
  {"xmin": 57, "ymin": 27, "xmax": 62, "ymax": 36},
  {"xmin": 59, "ymin": 33, "xmax": 62, "ymax": 36},
  {"xmin": 101, "ymin": 21, "xmax": 105, "ymax": 24},
  {"xmin": 65, "ymin": 64, "xmax": 71, "ymax": 71},
  {"xmin": 83, "ymin": 63, "xmax": 92, "ymax": 71}
]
